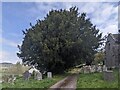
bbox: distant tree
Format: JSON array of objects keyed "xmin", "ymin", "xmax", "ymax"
[{"xmin": 17, "ymin": 7, "xmax": 103, "ymax": 74}]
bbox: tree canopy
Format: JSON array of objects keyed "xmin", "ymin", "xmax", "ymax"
[{"xmin": 17, "ymin": 7, "xmax": 103, "ymax": 74}]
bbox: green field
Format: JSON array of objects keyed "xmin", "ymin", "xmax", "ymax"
[
  {"xmin": 2, "ymin": 74, "xmax": 68, "ymax": 89},
  {"xmin": 77, "ymin": 70, "xmax": 118, "ymax": 88}
]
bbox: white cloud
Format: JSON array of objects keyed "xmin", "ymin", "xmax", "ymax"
[
  {"xmin": 28, "ymin": 2, "xmax": 62, "ymax": 20},
  {"xmin": 0, "ymin": 51, "xmax": 11, "ymax": 63},
  {"xmin": 0, "ymin": 37, "xmax": 2, "ymax": 43},
  {"xmin": 0, "ymin": 29, "xmax": 2, "ymax": 34},
  {"xmin": 91, "ymin": 3, "xmax": 118, "ymax": 25},
  {"xmin": 100, "ymin": 24, "xmax": 118, "ymax": 36},
  {"xmin": 78, "ymin": 3, "xmax": 99, "ymax": 14},
  {"xmin": 0, "ymin": 37, "xmax": 21, "ymax": 63},
  {"xmin": 8, "ymin": 32, "xmax": 22, "ymax": 38},
  {"xmin": 64, "ymin": 2, "xmax": 118, "ymax": 36},
  {"xmin": 0, "ymin": 37, "xmax": 20, "ymax": 47},
  {"xmin": 0, "ymin": 51, "xmax": 9, "ymax": 61},
  {"xmin": 34, "ymin": 2, "xmax": 118, "ymax": 36},
  {"xmin": 29, "ymin": 2, "xmax": 118, "ymax": 36},
  {"xmin": 0, "ymin": 50, "xmax": 21, "ymax": 64},
  {"xmin": 3, "ymin": 38, "xmax": 18, "ymax": 47}
]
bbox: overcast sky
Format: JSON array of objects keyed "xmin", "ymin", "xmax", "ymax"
[{"xmin": 0, "ymin": 1, "xmax": 119, "ymax": 64}]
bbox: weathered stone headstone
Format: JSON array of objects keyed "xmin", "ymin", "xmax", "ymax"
[
  {"xmin": 90, "ymin": 65, "xmax": 96, "ymax": 73},
  {"xmin": 2, "ymin": 75, "xmax": 9, "ymax": 83},
  {"xmin": 8, "ymin": 75, "xmax": 12, "ymax": 83},
  {"xmin": 103, "ymin": 70, "xmax": 114, "ymax": 81},
  {"xmin": 23, "ymin": 71, "xmax": 31, "ymax": 80},
  {"xmin": 103, "ymin": 65, "xmax": 107, "ymax": 71},
  {"xmin": 11, "ymin": 77, "xmax": 16, "ymax": 84},
  {"xmin": 79, "ymin": 68, "xmax": 83, "ymax": 73},
  {"xmin": 36, "ymin": 72, "xmax": 42, "ymax": 80},
  {"xmin": 8, "ymin": 75, "xmax": 13, "ymax": 83},
  {"xmin": 47, "ymin": 72, "xmax": 52, "ymax": 78},
  {"xmin": 8, "ymin": 75, "xmax": 16, "ymax": 84},
  {"xmin": 83, "ymin": 66, "xmax": 91, "ymax": 74},
  {"xmin": 97, "ymin": 65, "xmax": 102, "ymax": 72},
  {"xmin": 2, "ymin": 74, "xmax": 16, "ymax": 84}
]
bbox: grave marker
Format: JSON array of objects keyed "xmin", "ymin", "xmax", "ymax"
[
  {"xmin": 23, "ymin": 71, "xmax": 31, "ymax": 80},
  {"xmin": 47, "ymin": 72, "xmax": 52, "ymax": 78},
  {"xmin": 103, "ymin": 70, "xmax": 114, "ymax": 81},
  {"xmin": 97, "ymin": 65, "xmax": 102, "ymax": 72},
  {"xmin": 36, "ymin": 72, "xmax": 42, "ymax": 80},
  {"xmin": 90, "ymin": 65, "xmax": 96, "ymax": 73},
  {"xmin": 103, "ymin": 65, "xmax": 107, "ymax": 71},
  {"xmin": 83, "ymin": 66, "xmax": 91, "ymax": 74}
]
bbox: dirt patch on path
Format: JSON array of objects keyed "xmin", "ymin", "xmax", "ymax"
[{"xmin": 48, "ymin": 74, "xmax": 78, "ymax": 90}]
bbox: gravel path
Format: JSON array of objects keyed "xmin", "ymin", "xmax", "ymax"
[{"xmin": 48, "ymin": 74, "xmax": 78, "ymax": 90}]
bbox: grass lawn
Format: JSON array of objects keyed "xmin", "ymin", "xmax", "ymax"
[
  {"xmin": 2, "ymin": 74, "xmax": 68, "ymax": 89},
  {"xmin": 77, "ymin": 69, "xmax": 118, "ymax": 88}
]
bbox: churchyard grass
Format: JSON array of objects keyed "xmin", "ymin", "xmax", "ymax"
[
  {"xmin": 77, "ymin": 69, "xmax": 118, "ymax": 88},
  {"xmin": 0, "ymin": 73, "xmax": 2, "ymax": 89},
  {"xmin": 2, "ymin": 74, "xmax": 68, "ymax": 88}
]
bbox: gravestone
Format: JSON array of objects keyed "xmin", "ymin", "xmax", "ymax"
[
  {"xmin": 8, "ymin": 75, "xmax": 13, "ymax": 83},
  {"xmin": 97, "ymin": 65, "xmax": 102, "ymax": 72},
  {"xmin": 36, "ymin": 72, "xmax": 42, "ymax": 80},
  {"xmin": 83, "ymin": 66, "xmax": 91, "ymax": 74},
  {"xmin": 103, "ymin": 70, "xmax": 114, "ymax": 81},
  {"xmin": 79, "ymin": 68, "xmax": 84, "ymax": 73},
  {"xmin": 23, "ymin": 71, "xmax": 31, "ymax": 80},
  {"xmin": 11, "ymin": 76, "xmax": 16, "ymax": 84},
  {"xmin": 2, "ymin": 75, "xmax": 9, "ymax": 83},
  {"xmin": 90, "ymin": 65, "xmax": 96, "ymax": 73},
  {"xmin": 2, "ymin": 74, "xmax": 16, "ymax": 83},
  {"xmin": 8, "ymin": 75, "xmax": 16, "ymax": 84},
  {"xmin": 103, "ymin": 65, "xmax": 107, "ymax": 71},
  {"xmin": 47, "ymin": 72, "xmax": 52, "ymax": 78}
]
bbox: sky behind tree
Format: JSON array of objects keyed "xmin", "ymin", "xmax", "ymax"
[{"xmin": 0, "ymin": 1, "xmax": 119, "ymax": 63}]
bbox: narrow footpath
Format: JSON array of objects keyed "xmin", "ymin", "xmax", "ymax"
[{"xmin": 48, "ymin": 74, "xmax": 78, "ymax": 90}]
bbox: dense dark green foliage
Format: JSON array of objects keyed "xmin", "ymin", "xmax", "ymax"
[{"xmin": 17, "ymin": 7, "xmax": 103, "ymax": 74}]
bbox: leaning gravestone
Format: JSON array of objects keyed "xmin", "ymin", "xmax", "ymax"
[
  {"xmin": 8, "ymin": 75, "xmax": 13, "ymax": 83},
  {"xmin": 23, "ymin": 71, "xmax": 31, "ymax": 80},
  {"xmin": 11, "ymin": 76, "xmax": 16, "ymax": 84},
  {"xmin": 36, "ymin": 72, "xmax": 42, "ymax": 80},
  {"xmin": 47, "ymin": 72, "xmax": 52, "ymax": 78}
]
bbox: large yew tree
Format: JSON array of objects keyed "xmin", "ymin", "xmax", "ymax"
[{"xmin": 17, "ymin": 7, "xmax": 103, "ymax": 74}]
